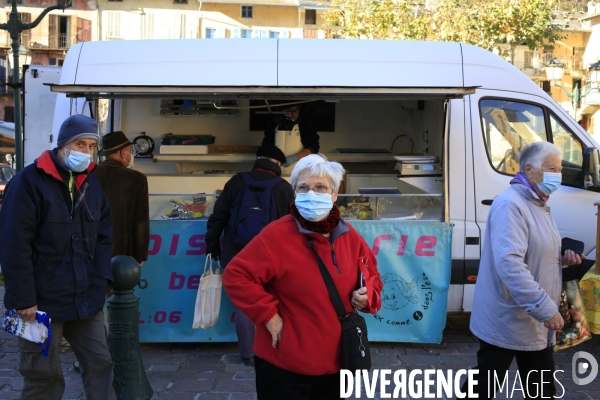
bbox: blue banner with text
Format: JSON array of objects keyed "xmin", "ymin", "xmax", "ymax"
[{"xmin": 137, "ymin": 220, "xmax": 452, "ymax": 343}]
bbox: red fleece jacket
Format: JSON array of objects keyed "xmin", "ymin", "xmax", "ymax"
[{"xmin": 223, "ymin": 215, "xmax": 382, "ymax": 376}]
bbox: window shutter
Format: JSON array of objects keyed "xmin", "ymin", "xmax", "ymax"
[
  {"xmin": 76, "ymin": 18, "xmax": 91, "ymax": 42},
  {"xmin": 181, "ymin": 14, "xmax": 187, "ymax": 39},
  {"xmin": 85, "ymin": 19, "xmax": 92, "ymax": 41},
  {"xmin": 141, "ymin": 13, "xmax": 154, "ymax": 39},
  {"xmin": 149, "ymin": 14, "xmax": 155, "ymax": 39},
  {"xmin": 232, "ymin": 29, "xmax": 240, "ymax": 39},
  {"xmin": 19, "ymin": 13, "xmax": 31, "ymax": 46},
  {"xmin": 173, "ymin": 14, "xmax": 186, "ymax": 39},
  {"xmin": 49, "ymin": 14, "xmax": 58, "ymax": 47},
  {"xmin": 141, "ymin": 14, "xmax": 147, "ymax": 39},
  {"xmin": 251, "ymin": 29, "xmax": 260, "ymax": 39},
  {"xmin": 107, "ymin": 12, "xmax": 121, "ymax": 39},
  {"xmin": 173, "ymin": 14, "xmax": 180, "ymax": 39}
]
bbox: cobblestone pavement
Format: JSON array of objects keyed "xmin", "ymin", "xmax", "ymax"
[{"xmin": 0, "ymin": 285, "xmax": 598, "ymax": 399}]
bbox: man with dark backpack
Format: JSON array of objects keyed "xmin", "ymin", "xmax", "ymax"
[{"xmin": 205, "ymin": 145, "xmax": 294, "ymax": 366}]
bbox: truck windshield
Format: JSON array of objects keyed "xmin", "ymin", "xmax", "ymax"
[
  {"xmin": 481, "ymin": 99, "xmax": 546, "ymax": 175},
  {"xmin": 480, "ymin": 99, "xmax": 584, "ymax": 187}
]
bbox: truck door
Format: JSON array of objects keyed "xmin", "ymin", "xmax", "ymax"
[
  {"xmin": 23, "ymin": 66, "xmax": 61, "ymax": 167},
  {"xmin": 470, "ymin": 90, "xmax": 600, "ymax": 265}
]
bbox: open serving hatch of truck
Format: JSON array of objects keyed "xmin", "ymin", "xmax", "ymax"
[{"xmin": 35, "ymin": 39, "xmax": 600, "ymax": 343}]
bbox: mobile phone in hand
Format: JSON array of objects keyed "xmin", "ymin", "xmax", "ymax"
[{"xmin": 561, "ymin": 237, "xmax": 584, "ymax": 255}]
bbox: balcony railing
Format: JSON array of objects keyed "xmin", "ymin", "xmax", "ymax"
[
  {"xmin": 58, "ymin": 33, "xmax": 68, "ymax": 48},
  {"xmin": 303, "ymin": 29, "xmax": 318, "ymax": 38},
  {"xmin": 48, "ymin": 32, "xmax": 72, "ymax": 48},
  {"xmin": 511, "ymin": 52, "xmax": 587, "ymax": 78}
]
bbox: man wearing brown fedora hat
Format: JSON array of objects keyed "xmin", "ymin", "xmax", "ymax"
[{"xmin": 96, "ymin": 131, "xmax": 149, "ymax": 268}]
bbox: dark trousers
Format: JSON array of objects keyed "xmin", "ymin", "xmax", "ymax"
[
  {"xmin": 235, "ymin": 308, "xmax": 255, "ymax": 358},
  {"xmin": 19, "ymin": 311, "xmax": 116, "ymax": 400},
  {"xmin": 461, "ymin": 339, "xmax": 557, "ymax": 400},
  {"xmin": 255, "ymin": 356, "xmax": 341, "ymax": 400}
]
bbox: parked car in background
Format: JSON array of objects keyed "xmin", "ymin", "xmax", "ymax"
[{"xmin": 0, "ymin": 163, "xmax": 15, "ymax": 202}]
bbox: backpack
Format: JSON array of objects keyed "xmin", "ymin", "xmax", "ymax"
[{"xmin": 228, "ymin": 172, "xmax": 284, "ymax": 249}]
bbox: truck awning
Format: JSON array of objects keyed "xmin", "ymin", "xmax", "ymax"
[{"xmin": 47, "ymin": 84, "xmax": 477, "ymax": 100}]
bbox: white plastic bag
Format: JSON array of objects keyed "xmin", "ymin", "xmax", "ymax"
[
  {"xmin": 2, "ymin": 309, "xmax": 52, "ymax": 356},
  {"xmin": 192, "ymin": 254, "xmax": 223, "ymax": 329}
]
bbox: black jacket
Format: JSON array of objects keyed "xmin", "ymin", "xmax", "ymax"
[
  {"xmin": 96, "ymin": 159, "xmax": 149, "ymax": 263},
  {"xmin": 205, "ymin": 158, "xmax": 295, "ymax": 266},
  {"xmin": 262, "ymin": 116, "xmax": 320, "ymax": 154},
  {"xmin": 0, "ymin": 150, "xmax": 113, "ymax": 322}
]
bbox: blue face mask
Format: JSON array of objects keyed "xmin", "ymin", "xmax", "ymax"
[
  {"xmin": 64, "ymin": 149, "xmax": 92, "ymax": 172},
  {"xmin": 295, "ymin": 191, "xmax": 333, "ymax": 221},
  {"xmin": 534, "ymin": 172, "xmax": 562, "ymax": 195}
]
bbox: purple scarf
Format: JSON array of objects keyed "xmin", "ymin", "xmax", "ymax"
[{"xmin": 510, "ymin": 172, "xmax": 548, "ymax": 205}]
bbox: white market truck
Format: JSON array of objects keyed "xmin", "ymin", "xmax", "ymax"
[{"xmin": 22, "ymin": 39, "xmax": 600, "ymax": 343}]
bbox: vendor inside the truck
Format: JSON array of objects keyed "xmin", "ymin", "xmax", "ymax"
[{"xmin": 262, "ymin": 105, "xmax": 320, "ymax": 168}]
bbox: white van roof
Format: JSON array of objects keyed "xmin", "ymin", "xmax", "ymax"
[{"xmin": 52, "ymin": 39, "xmax": 544, "ymax": 99}]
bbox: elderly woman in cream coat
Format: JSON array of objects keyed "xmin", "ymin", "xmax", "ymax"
[{"xmin": 467, "ymin": 141, "xmax": 582, "ymax": 399}]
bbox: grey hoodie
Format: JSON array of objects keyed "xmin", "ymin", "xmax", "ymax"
[{"xmin": 470, "ymin": 183, "xmax": 562, "ymax": 351}]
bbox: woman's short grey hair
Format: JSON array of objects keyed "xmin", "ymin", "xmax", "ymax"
[
  {"xmin": 518, "ymin": 141, "xmax": 563, "ymax": 171},
  {"xmin": 290, "ymin": 154, "xmax": 345, "ymax": 193}
]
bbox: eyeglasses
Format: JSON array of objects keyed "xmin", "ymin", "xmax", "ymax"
[
  {"xmin": 285, "ymin": 107, "xmax": 300, "ymax": 114},
  {"xmin": 295, "ymin": 184, "xmax": 331, "ymax": 194}
]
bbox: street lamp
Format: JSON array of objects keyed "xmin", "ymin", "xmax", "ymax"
[
  {"xmin": 6, "ymin": 44, "xmax": 32, "ymax": 78},
  {"xmin": 544, "ymin": 57, "xmax": 600, "ymax": 122},
  {"xmin": 0, "ymin": 0, "xmax": 70, "ymax": 172},
  {"xmin": 544, "ymin": 58, "xmax": 565, "ymax": 81}
]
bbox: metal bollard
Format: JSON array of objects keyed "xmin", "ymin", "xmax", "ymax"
[{"xmin": 108, "ymin": 255, "xmax": 153, "ymax": 400}]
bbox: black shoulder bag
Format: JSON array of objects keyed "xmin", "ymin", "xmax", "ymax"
[{"xmin": 306, "ymin": 236, "xmax": 371, "ymax": 371}]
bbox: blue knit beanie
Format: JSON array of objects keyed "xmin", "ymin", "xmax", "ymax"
[{"xmin": 57, "ymin": 115, "xmax": 99, "ymax": 147}]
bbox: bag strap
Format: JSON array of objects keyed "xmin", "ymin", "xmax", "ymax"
[
  {"xmin": 213, "ymin": 257, "xmax": 222, "ymax": 273},
  {"xmin": 203, "ymin": 254, "xmax": 213, "ymax": 275},
  {"xmin": 306, "ymin": 236, "xmax": 349, "ymax": 318}
]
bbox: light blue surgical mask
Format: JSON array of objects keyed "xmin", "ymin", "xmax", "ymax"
[
  {"xmin": 295, "ymin": 191, "xmax": 333, "ymax": 221},
  {"xmin": 63, "ymin": 149, "xmax": 92, "ymax": 172},
  {"xmin": 533, "ymin": 172, "xmax": 562, "ymax": 195}
]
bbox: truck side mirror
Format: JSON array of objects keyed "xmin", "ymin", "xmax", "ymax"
[{"xmin": 582, "ymin": 147, "xmax": 600, "ymax": 192}]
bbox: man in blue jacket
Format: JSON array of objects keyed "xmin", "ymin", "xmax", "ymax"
[{"xmin": 0, "ymin": 114, "xmax": 116, "ymax": 399}]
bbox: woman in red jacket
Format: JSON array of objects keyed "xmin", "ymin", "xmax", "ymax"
[{"xmin": 223, "ymin": 154, "xmax": 382, "ymax": 400}]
